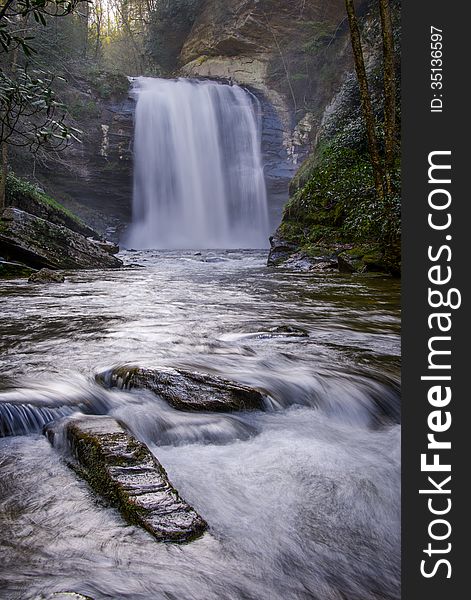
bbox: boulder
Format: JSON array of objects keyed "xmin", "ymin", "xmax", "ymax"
[
  {"xmin": 0, "ymin": 259, "xmax": 36, "ymax": 279},
  {"xmin": 96, "ymin": 366, "xmax": 266, "ymax": 412},
  {"xmin": 267, "ymin": 235, "xmax": 299, "ymax": 266},
  {"xmin": 45, "ymin": 415, "xmax": 207, "ymax": 542},
  {"xmin": 28, "ymin": 269, "xmax": 65, "ymax": 283},
  {"xmin": 283, "ymin": 251, "xmax": 338, "ymax": 273},
  {"xmin": 0, "ymin": 208, "xmax": 123, "ymax": 270},
  {"xmin": 89, "ymin": 239, "xmax": 120, "ymax": 255}
]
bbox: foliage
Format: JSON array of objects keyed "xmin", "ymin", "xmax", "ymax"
[
  {"xmin": 282, "ymin": 137, "xmax": 401, "ymax": 251},
  {"xmin": 0, "ymin": 67, "xmax": 80, "ymax": 149},
  {"xmin": 0, "ymin": 0, "xmax": 87, "ymax": 56},
  {"xmin": 0, "ymin": 0, "xmax": 88, "ymax": 208}
]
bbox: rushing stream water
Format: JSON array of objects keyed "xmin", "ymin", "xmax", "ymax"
[{"xmin": 0, "ymin": 251, "xmax": 400, "ymax": 600}]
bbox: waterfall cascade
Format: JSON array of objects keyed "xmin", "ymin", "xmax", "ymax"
[{"xmin": 125, "ymin": 77, "xmax": 269, "ymax": 249}]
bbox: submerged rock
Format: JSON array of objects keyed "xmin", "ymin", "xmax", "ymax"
[
  {"xmin": 45, "ymin": 415, "xmax": 207, "ymax": 543},
  {"xmin": 0, "ymin": 208, "xmax": 123, "ymax": 270},
  {"xmin": 96, "ymin": 366, "xmax": 266, "ymax": 412},
  {"xmin": 90, "ymin": 239, "xmax": 120, "ymax": 255},
  {"xmin": 28, "ymin": 268, "xmax": 65, "ymax": 283},
  {"xmin": 266, "ymin": 325, "xmax": 309, "ymax": 338}
]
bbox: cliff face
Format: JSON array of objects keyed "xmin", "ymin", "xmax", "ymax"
[
  {"xmin": 11, "ymin": 72, "xmax": 134, "ymax": 239},
  {"xmin": 180, "ymin": 0, "xmax": 350, "ymax": 118}
]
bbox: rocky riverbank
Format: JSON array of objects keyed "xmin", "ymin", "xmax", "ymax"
[{"xmin": 0, "ymin": 176, "xmax": 122, "ymax": 277}]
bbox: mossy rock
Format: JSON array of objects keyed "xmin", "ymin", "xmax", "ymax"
[
  {"xmin": 0, "ymin": 208, "xmax": 123, "ymax": 270},
  {"xmin": 6, "ymin": 174, "xmax": 100, "ymax": 241},
  {"xmin": 96, "ymin": 366, "xmax": 267, "ymax": 412},
  {"xmin": 45, "ymin": 416, "xmax": 207, "ymax": 543}
]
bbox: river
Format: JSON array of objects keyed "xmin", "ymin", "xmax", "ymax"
[{"xmin": 0, "ymin": 250, "xmax": 400, "ymax": 600}]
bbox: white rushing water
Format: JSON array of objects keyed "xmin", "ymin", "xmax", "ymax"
[
  {"xmin": 0, "ymin": 252, "xmax": 401, "ymax": 600},
  {"xmin": 125, "ymin": 78, "xmax": 269, "ymax": 250}
]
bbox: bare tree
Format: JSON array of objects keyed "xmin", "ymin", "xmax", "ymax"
[
  {"xmin": 344, "ymin": 0, "xmax": 385, "ymax": 200},
  {"xmin": 378, "ymin": 0, "xmax": 396, "ymax": 195}
]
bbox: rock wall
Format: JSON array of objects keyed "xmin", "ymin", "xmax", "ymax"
[{"xmin": 11, "ymin": 73, "xmax": 135, "ymax": 240}]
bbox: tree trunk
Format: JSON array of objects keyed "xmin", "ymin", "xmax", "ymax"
[
  {"xmin": 0, "ymin": 141, "xmax": 8, "ymax": 212},
  {"xmin": 344, "ymin": 0, "xmax": 384, "ymax": 199},
  {"xmin": 378, "ymin": 0, "xmax": 397, "ymax": 195}
]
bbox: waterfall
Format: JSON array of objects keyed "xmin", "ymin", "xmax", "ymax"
[{"xmin": 125, "ymin": 77, "xmax": 269, "ymax": 250}]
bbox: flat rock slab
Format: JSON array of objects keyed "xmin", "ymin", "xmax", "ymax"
[
  {"xmin": 45, "ymin": 415, "xmax": 207, "ymax": 543},
  {"xmin": 96, "ymin": 366, "xmax": 266, "ymax": 412},
  {"xmin": 0, "ymin": 208, "xmax": 122, "ymax": 270}
]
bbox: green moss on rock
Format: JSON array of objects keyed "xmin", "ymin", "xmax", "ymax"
[
  {"xmin": 45, "ymin": 416, "xmax": 207, "ymax": 543},
  {"xmin": 6, "ymin": 174, "xmax": 100, "ymax": 240}
]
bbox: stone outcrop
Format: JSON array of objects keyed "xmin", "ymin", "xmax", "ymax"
[
  {"xmin": 0, "ymin": 208, "xmax": 123, "ymax": 270},
  {"xmin": 96, "ymin": 366, "xmax": 266, "ymax": 412},
  {"xmin": 268, "ymin": 235, "xmax": 392, "ymax": 274},
  {"xmin": 5, "ymin": 175, "xmax": 101, "ymax": 241},
  {"xmin": 45, "ymin": 415, "xmax": 207, "ymax": 542}
]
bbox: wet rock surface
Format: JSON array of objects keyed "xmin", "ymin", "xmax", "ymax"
[
  {"xmin": 283, "ymin": 252, "xmax": 338, "ymax": 273},
  {"xmin": 0, "ymin": 208, "xmax": 123, "ymax": 270},
  {"xmin": 28, "ymin": 269, "xmax": 65, "ymax": 284},
  {"xmin": 45, "ymin": 415, "xmax": 208, "ymax": 543},
  {"xmin": 96, "ymin": 366, "xmax": 267, "ymax": 412},
  {"xmin": 267, "ymin": 235, "xmax": 299, "ymax": 266},
  {"xmin": 267, "ymin": 236, "xmax": 394, "ymax": 275},
  {"xmin": 264, "ymin": 325, "xmax": 309, "ymax": 338}
]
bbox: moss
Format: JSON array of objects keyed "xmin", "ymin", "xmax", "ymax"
[
  {"xmin": 278, "ymin": 136, "xmax": 401, "ymax": 274},
  {"xmin": 6, "ymin": 174, "xmax": 86, "ymax": 228},
  {"xmin": 66, "ymin": 421, "xmax": 206, "ymax": 543}
]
